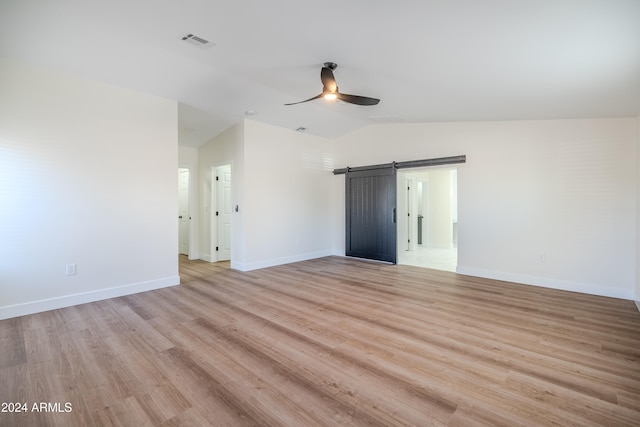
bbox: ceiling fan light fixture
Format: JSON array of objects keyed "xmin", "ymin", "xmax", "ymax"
[{"xmin": 284, "ymin": 62, "xmax": 380, "ymax": 106}]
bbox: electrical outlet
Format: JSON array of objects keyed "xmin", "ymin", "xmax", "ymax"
[
  {"xmin": 66, "ymin": 264, "xmax": 76, "ymax": 276},
  {"xmin": 537, "ymin": 252, "xmax": 546, "ymax": 262}
]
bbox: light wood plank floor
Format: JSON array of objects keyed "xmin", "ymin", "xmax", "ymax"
[{"xmin": 1, "ymin": 256, "xmax": 640, "ymax": 426}]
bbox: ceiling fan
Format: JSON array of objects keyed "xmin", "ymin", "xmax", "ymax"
[{"xmin": 285, "ymin": 62, "xmax": 380, "ymax": 106}]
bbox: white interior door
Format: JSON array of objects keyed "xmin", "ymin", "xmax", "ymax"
[
  {"xmin": 216, "ymin": 165, "xmax": 231, "ymax": 261},
  {"xmin": 178, "ymin": 168, "xmax": 190, "ymax": 255}
]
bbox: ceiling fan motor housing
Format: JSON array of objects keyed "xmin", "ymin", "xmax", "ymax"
[{"xmin": 284, "ymin": 61, "xmax": 380, "ymax": 106}]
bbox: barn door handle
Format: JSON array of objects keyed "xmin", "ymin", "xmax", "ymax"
[{"xmin": 392, "ymin": 208, "xmax": 396, "ymax": 223}]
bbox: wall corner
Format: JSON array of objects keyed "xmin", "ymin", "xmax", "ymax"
[{"xmin": 636, "ymin": 114, "xmax": 640, "ymax": 311}]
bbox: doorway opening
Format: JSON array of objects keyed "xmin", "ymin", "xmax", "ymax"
[
  {"xmin": 211, "ymin": 164, "xmax": 231, "ymax": 262},
  {"xmin": 335, "ymin": 156, "xmax": 465, "ymax": 268},
  {"xmin": 397, "ymin": 167, "xmax": 457, "ymax": 272},
  {"xmin": 178, "ymin": 168, "xmax": 190, "ymax": 256}
]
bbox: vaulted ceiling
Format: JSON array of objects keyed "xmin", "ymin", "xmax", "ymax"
[{"xmin": 1, "ymin": 0, "xmax": 638, "ymax": 147}]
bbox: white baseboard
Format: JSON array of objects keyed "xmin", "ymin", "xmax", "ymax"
[
  {"xmin": 231, "ymin": 250, "xmax": 334, "ymax": 272},
  {"xmin": 635, "ymin": 300, "xmax": 640, "ymax": 313},
  {"xmin": 199, "ymin": 252, "xmax": 214, "ymax": 262},
  {"xmin": 456, "ymin": 266, "xmax": 633, "ymax": 300},
  {"xmin": 0, "ymin": 276, "xmax": 180, "ymax": 320}
]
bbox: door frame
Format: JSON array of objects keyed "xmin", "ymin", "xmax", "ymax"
[
  {"xmin": 396, "ymin": 166, "xmax": 459, "ymax": 270},
  {"xmin": 178, "ymin": 166, "xmax": 196, "ymax": 259},
  {"xmin": 211, "ymin": 164, "xmax": 232, "ymax": 262}
]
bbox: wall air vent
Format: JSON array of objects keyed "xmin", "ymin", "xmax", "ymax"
[{"xmin": 180, "ymin": 33, "xmax": 215, "ymax": 49}]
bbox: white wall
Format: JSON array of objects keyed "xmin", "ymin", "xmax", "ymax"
[
  {"xmin": 0, "ymin": 59, "xmax": 179, "ymax": 320},
  {"xmin": 332, "ymin": 119, "xmax": 637, "ymax": 299},
  {"xmin": 197, "ymin": 120, "xmax": 335, "ymax": 271},
  {"xmin": 240, "ymin": 120, "xmax": 334, "ymax": 270},
  {"xmin": 198, "ymin": 122, "xmax": 245, "ymax": 264}
]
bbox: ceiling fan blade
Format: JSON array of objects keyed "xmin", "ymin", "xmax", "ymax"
[
  {"xmin": 321, "ymin": 67, "xmax": 337, "ymax": 93},
  {"xmin": 284, "ymin": 94, "xmax": 323, "ymax": 106},
  {"xmin": 336, "ymin": 93, "xmax": 380, "ymax": 106}
]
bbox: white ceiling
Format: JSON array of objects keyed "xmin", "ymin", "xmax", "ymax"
[{"xmin": 1, "ymin": 0, "xmax": 639, "ymax": 147}]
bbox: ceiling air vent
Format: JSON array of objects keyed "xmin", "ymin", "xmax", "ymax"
[{"xmin": 180, "ymin": 33, "xmax": 215, "ymax": 49}]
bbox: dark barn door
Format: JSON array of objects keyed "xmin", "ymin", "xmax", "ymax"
[{"xmin": 345, "ymin": 166, "xmax": 397, "ymax": 263}]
